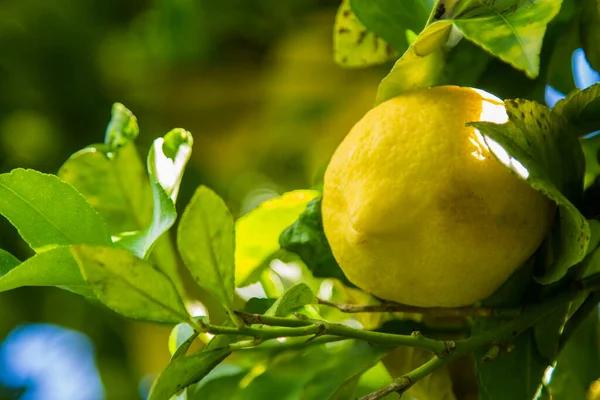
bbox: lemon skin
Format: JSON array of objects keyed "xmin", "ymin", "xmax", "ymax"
[{"xmin": 322, "ymin": 86, "xmax": 555, "ymax": 307}]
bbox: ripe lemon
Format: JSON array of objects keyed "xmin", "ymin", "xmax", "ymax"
[{"xmin": 322, "ymin": 86, "xmax": 555, "ymax": 307}]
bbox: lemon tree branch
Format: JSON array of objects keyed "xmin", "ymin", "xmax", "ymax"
[
  {"xmin": 316, "ymin": 297, "xmax": 522, "ymax": 317},
  {"xmin": 358, "ymin": 272, "xmax": 600, "ymax": 400},
  {"xmin": 231, "ymin": 311, "xmax": 450, "ymax": 354}
]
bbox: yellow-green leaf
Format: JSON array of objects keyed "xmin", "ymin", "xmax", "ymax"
[
  {"xmin": 334, "ymin": 0, "xmax": 398, "ymax": 67},
  {"xmin": 0, "ymin": 246, "xmax": 85, "ymax": 292},
  {"xmin": 0, "ymin": 169, "xmax": 111, "ymax": 252},
  {"xmin": 235, "ymin": 190, "xmax": 318, "ymax": 286},
  {"xmin": 376, "ymin": 21, "xmax": 453, "ymax": 104},
  {"xmin": 149, "ymin": 349, "xmax": 231, "ymax": 400},
  {"xmin": 350, "ymin": 0, "xmax": 430, "ymax": 54},
  {"xmin": 452, "ymin": 0, "xmax": 563, "ymax": 78},
  {"xmin": 58, "ymin": 143, "xmax": 153, "ymax": 235},
  {"xmin": 0, "ymin": 249, "xmax": 19, "ymax": 276},
  {"xmin": 178, "ymin": 186, "xmax": 235, "ymax": 308},
  {"xmin": 72, "ymin": 245, "xmax": 189, "ymax": 323}
]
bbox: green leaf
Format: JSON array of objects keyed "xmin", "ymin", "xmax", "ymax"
[
  {"xmin": 235, "ymin": 190, "xmax": 318, "ymax": 286},
  {"xmin": 71, "ymin": 245, "xmax": 189, "ymax": 323},
  {"xmin": 236, "ymin": 340, "xmax": 389, "ymax": 399},
  {"xmin": 279, "ymin": 197, "xmax": 354, "ymax": 287},
  {"xmin": 333, "ymin": 0, "xmax": 398, "ymax": 67},
  {"xmin": 586, "ymin": 219, "xmax": 600, "ymax": 256},
  {"xmin": 350, "ymin": 0, "xmax": 430, "ymax": 54},
  {"xmin": 0, "ymin": 169, "xmax": 111, "ymax": 252},
  {"xmin": 0, "ymin": 247, "xmax": 86, "ymax": 293},
  {"xmin": 533, "ymin": 308, "xmax": 567, "ymax": 363},
  {"xmin": 273, "ymin": 283, "xmax": 315, "ymax": 317},
  {"xmin": 190, "ymin": 366, "xmax": 247, "ymax": 400},
  {"xmin": 178, "ymin": 186, "xmax": 236, "ymax": 308},
  {"xmin": 554, "ymin": 82, "xmax": 600, "ymax": 135},
  {"xmin": 148, "ymin": 348, "xmax": 231, "ymax": 400},
  {"xmin": 452, "ymin": 0, "xmax": 563, "ymax": 78},
  {"xmin": 274, "ymin": 284, "xmax": 314, "ymax": 317},
  {"xmin": 549, "ymin": 309, "xmax": 600, "ymax": 399},
  {"xmin": 444, "ymin": 39, "xmax": 493, "ymax": 87},
  {"xmin": 117, "ymin": 129, "xmax": 192, "ymax": 259},
  {"xmin": 104, "ymin": 102, "xmax": 139, "ymax": 151},
  {"xmin": 582, "ymin": 134, "xmax": 600, "ymax": 190},
  {"xmin": 243, "ymin": 297, "xmax": 277, "ymax": 314},
  {"xmin": 581, "ymin": 0, "xmax": 600, "ymax": 71},
  {"xmin": 375, "ymin": 21, "xmax": 453, "ymax": 104},
  {"xmin": 475, "ymin": 328, "xmax": 547, "ymax": 400},
  {"xmin": 112, "ymin": 174, "xmax": 175, "ymax": 259},
  {"xmin": 58, "ymin": 143, "xmax": 152, "ymax": 235},
  {"xmin": 59, "ymin": 106, "xmax": 184, "ymax": 294},
  {"xmin": 545, "ymin": 19, "xmax": 579, "ymax": 94},
  {"xmin": 299, "ymin": 342, "xmax": 390, "ymax": 400},
  {"xmin": 583, "ymin": 227, "xmax": 600, "ymax": 277},
  {"xmin": 352, "ymin": 362, "xmax": 396, "ymax": 399},
  {"xmin": 0, "ymin": 249, "xmax": 19, "ymax": 276},
  {"xmin": 169, "ymin": 322, "xmax": 200, "ymax": 359},
  {"xmin": 479, "ymin": 256, "xmax": 536, "ymax": 308},
  {"xmin": 470, "ymin": 99, "xmax": 588, "ymax": 284}
]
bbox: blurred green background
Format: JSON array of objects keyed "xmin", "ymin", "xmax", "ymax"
[{"xmin": 0, "ymin": 1, "xmax": 387, "ymax": 398}]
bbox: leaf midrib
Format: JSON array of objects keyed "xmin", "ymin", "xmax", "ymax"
[
  {"xmin": 196, "ymin": 201, "xmax": 231, "ymax": 305},
  {"xmin": 87, "ymin": 253, "xmax": 187, "ymax": 321},
  {"xmin": 454, "ymin": 2, "xmax": 535, "ymax": 73}
]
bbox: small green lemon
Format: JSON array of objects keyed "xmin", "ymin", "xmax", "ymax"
[{"xmin": 322, "ymin": 86, "xmax": 555, "ymax": 307}]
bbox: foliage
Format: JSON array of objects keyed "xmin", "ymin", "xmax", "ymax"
[{"xmin": 1, "ymin": 0, "xmax": 600, "ymax": 399}]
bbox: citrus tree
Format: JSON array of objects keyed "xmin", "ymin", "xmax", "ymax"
[{"xmin": 1, "ymin": 0, "xmax": 600, "ymax": 399}]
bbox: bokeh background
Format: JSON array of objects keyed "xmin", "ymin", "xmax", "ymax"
[
  {"xmin": 0, "ymin": 0, "xmax": 596, "ymax": 399},
  {"xmin": 0, "ymin": 1, "xmax": 385, "ymax": 398}
]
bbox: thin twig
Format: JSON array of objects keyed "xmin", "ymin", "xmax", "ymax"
[
  {"xmin": 317, "ymin": 297, "xmax": 519, "ymax": 318},
  {"xmin": 232, "ymin": 336, "xmax": 348, "ymax": 352},
  {"xmin": 235, "ymin": 311, "xmax": 450, "ymax": 355},
  {"xmin": 358, "ymin": 356, "xmax": 449, "ymax": 400},
  {"xmin": 207, "ymin": 324, "xmax": 321, "ymax": 340}
]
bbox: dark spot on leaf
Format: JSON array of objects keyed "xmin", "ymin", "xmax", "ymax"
[
  {"xmin": 343, "ymin": 10, "xmax": 351, "ymax": 17},
  {"xmin": 338, "ymin": 27, "xmax": 350, "ymax": 34},
  {"xmin": 356, "ymin": 30, "xmax": 367, "ymax": 45},
  {"xmin": 373, "ymin": 34, "xmax": 379, "ymax": 51},
  {"xmin": 342, "ymin": 56, "xmax": 348, "ymax": 63},
  {"xmin": 536, "ymin": 119, "xmax": 543, "ymax": 129}
]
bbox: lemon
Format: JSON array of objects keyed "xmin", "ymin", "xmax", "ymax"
[{"xmin": 322, "ymin": 86, "xmax": 555, "ymax": 307}]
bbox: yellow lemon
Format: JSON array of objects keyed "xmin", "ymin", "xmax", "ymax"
[{"xmin": 322, "ymin": 86, "xmax": 555, "ymax": 307}]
